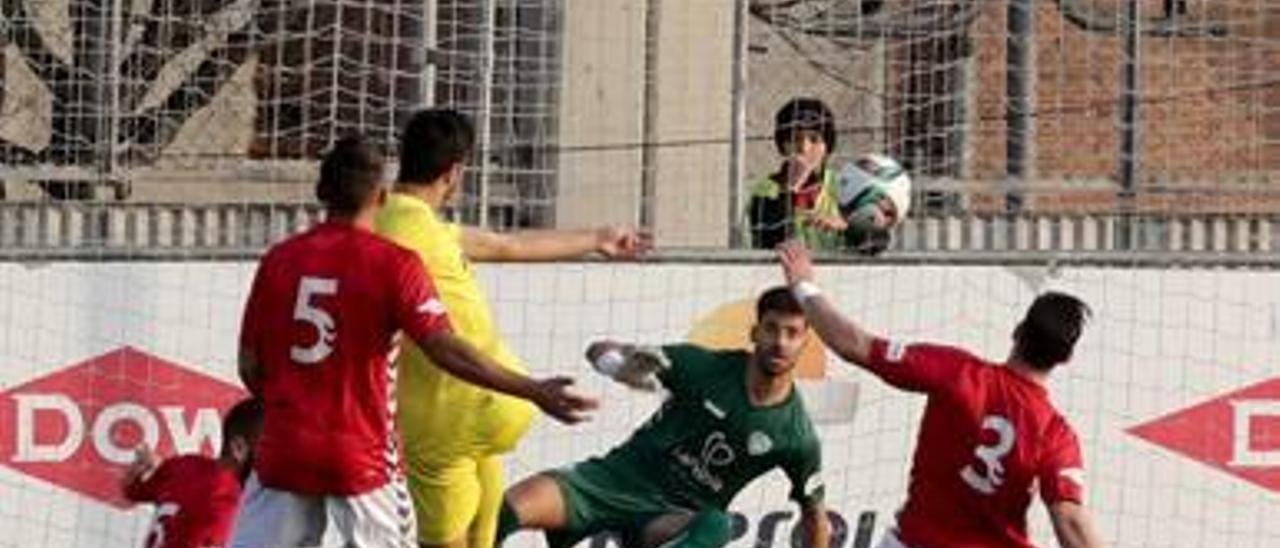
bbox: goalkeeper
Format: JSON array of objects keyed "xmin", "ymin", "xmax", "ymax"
[{"xmin": 495, "ymin": 287, "xmax": 830, "ymax": 548}]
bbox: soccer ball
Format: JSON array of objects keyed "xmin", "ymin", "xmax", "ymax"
[{"xmin": 836, "ymin": 153, "xmax": 913, "ymax": 255}]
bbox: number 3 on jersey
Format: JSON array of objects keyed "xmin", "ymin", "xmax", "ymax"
[
  {"xmin": 960, "ymin": 415, "xmax": 1015, "ymax": 495},
  {"xmin": 291, "ymin": 277, "xmax": 338, "ymax": 364}
]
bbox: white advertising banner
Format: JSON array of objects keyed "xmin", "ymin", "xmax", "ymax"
[{"xmin": 1, "ymin": 262, "xmax": 1278, "ymax": 547}]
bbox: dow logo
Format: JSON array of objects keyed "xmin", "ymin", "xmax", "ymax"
[
  {"xmin": 0, "ymin": 347, "xmax": 246, "ymax": 508},
  {"xmin": 1129, "ymin": 377, "xmax": 1280, "ymax": 493}
]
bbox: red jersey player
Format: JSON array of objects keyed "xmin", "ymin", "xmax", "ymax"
[
  {"xmin": 777, "ymin": 241, "xmax": 1104, "ymax": 548},
  {"xmin": 121, "ymin": 397, "xmax": 262, "ymax": 548},
  {"xmin": 231, "ymin": 136, "xmax": 597, "ymax": 547}
]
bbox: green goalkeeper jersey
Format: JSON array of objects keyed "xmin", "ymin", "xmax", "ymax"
[{"xmin": 598, "ymin": 343, "xmax": 824, "ymax": 510}]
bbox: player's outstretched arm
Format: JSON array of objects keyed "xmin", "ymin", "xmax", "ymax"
[
  {"xmin": 777, "ymin": 240, "xmax": 877, "ymax": 367},
  {"xmin": 416, "ymin": 331, "xmax": 598, "ymax": 424},
  {"xmin": 1048, "ymin": 501, "xmax": 1104, "ymax": 548},
  {"xmin": 461, "ymin": 225, "xmax": 651, "ymax": 262},
  {"xmin": 584, "ymin": 340, "xmax": 669, "ymax": 391}
]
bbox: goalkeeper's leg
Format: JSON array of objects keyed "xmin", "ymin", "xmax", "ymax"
[
  {"xmin": 496, "ymin": 473, "xmax": 571, "ymax": 545},
  {"xmin": 498, "ymin": 460, "xmax": 673, "ymax": 547}
]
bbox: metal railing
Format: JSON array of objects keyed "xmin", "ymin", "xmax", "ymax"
[{"xmin": 3, "ymin": 201, "xmax": 1275, "ymax": 266}]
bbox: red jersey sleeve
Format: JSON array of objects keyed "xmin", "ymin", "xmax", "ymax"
[
  {"xmin": 1038, "ymin": 417, "xmax": 1086, "ymax": 505},
  {"xmin": 198, "ymin": 484, "xmax": 242, "ymax": 546},
  {"xmin": 122, "ymin": 458, "xmax": 173, "ymax": 503},
  {"xmin": 392, "ymin": 252, "xmax": 453, "ymax": 343},
  {"xmin": 865, "ymin": 338, "xmax": 972, "ymax": 394}
]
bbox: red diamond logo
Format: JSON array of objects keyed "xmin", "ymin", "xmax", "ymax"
[
  {"xmin": 1128, "ymin": 377, "xmax": 1280, "ymax": 493},
  {"xmin": 0, "ymin": 347, "xmax": 246, "ymax": 508}
]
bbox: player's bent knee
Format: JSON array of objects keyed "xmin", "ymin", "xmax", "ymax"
[{"xmin": 503, "ymin": 474, "xmax": 567, "ymax": 530}]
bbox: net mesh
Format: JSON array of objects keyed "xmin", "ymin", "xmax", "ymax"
[{"xmin": 2, "ymin": 2, "xmax": 1280, "ymax": 547}]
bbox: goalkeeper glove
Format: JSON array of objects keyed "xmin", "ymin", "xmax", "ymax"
[{"xmin": 591, "ymin": 346, "xmax": 670, "ymax": 392}]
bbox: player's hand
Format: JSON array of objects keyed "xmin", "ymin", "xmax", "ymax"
[
  {"xmin": 777, "ymin": 240, "xmax": 816, "ymax": 285},
  {"xmin": 616, "ymin": 346, "xmax": 669, "ymax": 392},
  {"xmin": 585, "ymin": 341, "xmax": 614, "ymax": 364},
  {"xmin": 596, "ymin": 226, "xmax": 653, "ymax": 259},
  {"xmin": 532, "ymin": 377, "xmax": 599, "ymax": 425},
  {"xmin": 586, "ymin": 343, "xmax": 668, "ymax": 392}
]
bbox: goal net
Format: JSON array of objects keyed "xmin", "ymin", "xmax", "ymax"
[{"xmin": 2, "ymin": 1, "xmax": 1280, "ymax": 548}]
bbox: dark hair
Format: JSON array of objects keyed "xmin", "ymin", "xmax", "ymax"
[
  {"xmin": 774, "ymin": 97, "xmax": 836, "ymax": 155},
  {"xmin": 222, "ymin": 397, "xmax": 263, "ymax": 444},
  {"xmin": 1014, "ymin": 291, "xmax": 1091, "ymax": 370},
  {"xmin": 316, "ymin": 135, "xmax": 386, "ymax": 215},
  {"xmin": 398, "ymin": 109, "xmax": 476, "ymax": 184},
  {"xmin": 756, "ymin": 285, "xmax": 805, "ymax": 321}
]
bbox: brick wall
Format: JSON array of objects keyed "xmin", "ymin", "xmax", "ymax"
[{"xmin": 966, "ymin": 1, "xmax": 1280, "ymax": 183}]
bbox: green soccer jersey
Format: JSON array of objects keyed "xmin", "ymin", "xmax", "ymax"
[{"xmin": 598, "ymin": 344, "xmax": 824, "ymax": 510}]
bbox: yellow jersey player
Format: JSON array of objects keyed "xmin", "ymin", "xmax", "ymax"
[{"xmin": 375, "ymin": 109, "xmax": 651, "ymax": 548}]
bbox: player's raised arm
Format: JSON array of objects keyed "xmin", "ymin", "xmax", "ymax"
[
  {"xmin": 776, "ymin": 240, "xmax": 970, "ymax": 394},
  {"xmin": 776, "ymin": 240, "xmax": 877, "ymax": 366},
  {"xmin": 394, "ymin": 250, "xmax": 598, "ymax": 424},
  {"xmin": 1048, "ymin": 501, "xmax": 1104, "ymax": 548},
  {"xmin": 585, "ymin": 340, "xmax": 672, "ymax": 392},
  {"xmin": 461, "ymin": 225, "xmax": 651, "ymax": 262}
]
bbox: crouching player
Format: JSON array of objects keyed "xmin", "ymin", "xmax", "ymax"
[{"xmin": 496, "ymin": 287, "xmax": 831, "ymax": 548}]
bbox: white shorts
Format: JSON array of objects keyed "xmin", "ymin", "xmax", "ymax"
[
  {"xmin": 230, "ymin": 473, "xmax": 415, "ymax": 548},
  {"xmin": 875, "ymin": 528, "xmax": 909, "ymax": 548}
]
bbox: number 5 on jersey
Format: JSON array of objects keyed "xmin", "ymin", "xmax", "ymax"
[
  {"xmin": 960, "ymin": 415, "xmax": 1015, "ymax": 495},
  {"xmin": 291, "ymin": 277, "xmax": 338, "ymax": 364}
]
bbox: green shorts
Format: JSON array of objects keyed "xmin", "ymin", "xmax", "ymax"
[{"xmin": 545, "ymin": 458, "xmax": 692, "ymax": 548}]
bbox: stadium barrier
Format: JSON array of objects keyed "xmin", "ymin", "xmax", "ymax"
[
  {"xmin": 1, "ymin": 202, "xmax": 1277, "ymax": 261},
  {"xmin": 1, "ymin": 261, "xmax": 1278, "ymax": 547}
]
